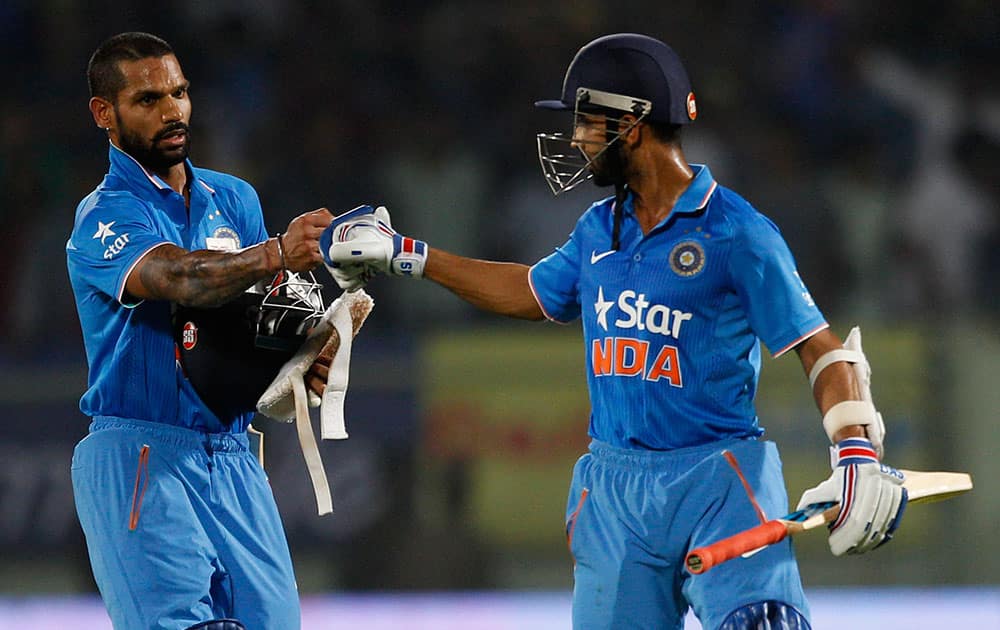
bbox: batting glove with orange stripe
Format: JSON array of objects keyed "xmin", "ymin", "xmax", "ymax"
[
  {"xmin": 321, "ymin": 205, "xmax": 427, "ymax": 281},
  {"xmin": 796, "ymin": 437, "xmax": 907, "ymax": 556}
]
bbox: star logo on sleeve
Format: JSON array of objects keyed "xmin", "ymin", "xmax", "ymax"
[
  {"xmin": 594, "ymin": 286, "xmax": 614, "ymax": 331},
  {"xmin": 93, "ymin": 221, "xmax": 116, "ymax": 245}
]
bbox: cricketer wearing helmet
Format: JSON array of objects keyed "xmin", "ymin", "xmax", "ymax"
[
  {"xmin": 323, "ymin": 34, "xmax": 905, "ymax": 629},
  {"xmin": 66, "ymin": 32, "xmax": 335, "ymax": 630}
]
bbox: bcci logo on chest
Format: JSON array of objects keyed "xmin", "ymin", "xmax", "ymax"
[
  {"xmin": 205, "ymin": 226, "xmax": 241, "ymax": 252},
  {"xmin": 669, "ymin": 240, "xmax": 705, "ymax": 277}
]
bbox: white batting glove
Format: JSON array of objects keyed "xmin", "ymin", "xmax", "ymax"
[
  {"xmin": 321, "ymin": 204, "xmax": 427, "ymax": 278},
  {"xmin": 320, "ymin": 206, "xmax": 380, "ymax": 291},
  {"xmin": 796, "ymin": 437, "xmax": 907, "ymax": 556}
]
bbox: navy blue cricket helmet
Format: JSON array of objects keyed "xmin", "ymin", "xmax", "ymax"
[
  {"xmin": 535, "ymin": 34, "xmax": 697, "ymax": 196},
  {"xmin": 173, "ymin": 271, "xmax": 326, "ymax": 423},
  {"xmin": 535, "ymin": 33, "xmax": 697, "ymax": 125}
]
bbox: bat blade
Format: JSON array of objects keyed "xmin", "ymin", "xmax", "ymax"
[
  {"xmin": 684, "ymin": 469, "xmax": 973, "ymax": 575},
  {"xmin": 898, "ymin": 470, "xmax": 973, "ymax": 504}
]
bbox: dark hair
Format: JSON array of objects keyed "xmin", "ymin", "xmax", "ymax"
[
  {"xmin": 87, "ymin": 32, "xmax": 174, "ymax": 101},
  {"xmin": 643, "ymin": 120, "xmax": 682, "ymax": 145}
]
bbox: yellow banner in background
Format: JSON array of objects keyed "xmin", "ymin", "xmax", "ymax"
[{"xmin": 421, "ymin": 326, "xmax": 588, "ymax": 548}]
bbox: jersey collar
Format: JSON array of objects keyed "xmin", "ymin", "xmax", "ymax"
[
  {"xmin": 107, "ymin": 142, "xmax": 214, "ymax": 197},
  {"xmin": 672, "ymin": 164, "xmax": 718, "ymax": 215},
  {"xmin": 619, "ymin": 164, "xmax": 718, "ymax": 221}
]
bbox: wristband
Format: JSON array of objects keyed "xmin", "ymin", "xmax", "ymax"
[
  {"xmin": 275, "ymin": 233, "xmax": 287, "ymax": 270},
  {"xmin": 391, "ymin": 234, "xmax": 427, "ymax": 277},
  {"xmin": 834, "ymin": 437, "xmax": 879, "ymax": 465}
]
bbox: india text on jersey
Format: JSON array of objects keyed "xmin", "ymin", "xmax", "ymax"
[{"xmin": 591, "ymin": 287, "xmax": 691, "ymax": 387}]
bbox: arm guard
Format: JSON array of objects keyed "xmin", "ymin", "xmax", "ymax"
[{"xmin": 808, "ymin": 326, "xmax": 886, "ymax": 458}]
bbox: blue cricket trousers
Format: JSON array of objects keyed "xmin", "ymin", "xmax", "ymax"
[
  {"xmin": 72, "ymin": 417, "xmax": 300, "ymax": 630},
  {"xmin": 565, "ymin": 438, "xmax": 810, "ymax": 629}
]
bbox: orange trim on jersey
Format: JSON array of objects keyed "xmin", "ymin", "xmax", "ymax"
[
  {"xmin": 697, "ymin": 181, "xmax": 718, "ymax": 209},
  {"xmin": 723, "ymin": 450, "xmax": 767, "ymax": 524},
  {"xmin": 772, "ymin": 322, "xmax": 830, "ymax": 358},
  {"xmin": 566, "ymin": 487, "xmax": 590, "ymax": 556},
  {"xmin": 174, "ymin": 343, "xmax": 186, "ymax": 376},
  {"xmin": 527, "ymin": 264, "xmax": 573, "ymax": 325},
  {"xmin": 117, "ymin": 241, "xmax": 173, "ymax": 306},
  {"xmin": 128, "ymin": 444, "xmax": 150, "ymax": 531}
]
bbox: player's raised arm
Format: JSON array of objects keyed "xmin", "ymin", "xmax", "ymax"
[
  {"xmin": 423, "ymin": 249, "xmax": 543, "ymax": 320},
  {"xmin": 126, "ymin": 208, "xmax": 333, "ymax": 307},
  {"xmin": 321, "ymin": 204, "xmax": 544, "ymax": 320}
]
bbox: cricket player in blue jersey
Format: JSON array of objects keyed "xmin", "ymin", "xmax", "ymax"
[
  {"xmin": 67, "ymin": 32, "xmax": 335, "ymax": 630},
  {"xmin": 323, "ymin": 34, "xmax": 907, "ymax": 629}
]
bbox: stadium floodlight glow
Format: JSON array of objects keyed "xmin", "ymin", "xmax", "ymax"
[{"xmin": 537, "ymin": 87, "xmax": 652, "ymax": 196}]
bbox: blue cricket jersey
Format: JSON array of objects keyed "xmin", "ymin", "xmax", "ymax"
[
  {"xmin": 529, "ymin": 165, "xmax": 828, "ymax": 450},
  {"xmin": 66, "ymin": 144, "xmax": 269, "ymax": 433}
]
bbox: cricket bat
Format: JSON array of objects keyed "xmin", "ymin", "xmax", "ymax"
[{"xmin": 684, "ymin": 469, "xmax": 973, "ymax": 574}]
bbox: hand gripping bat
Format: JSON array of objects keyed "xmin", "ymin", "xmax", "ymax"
[{"xmin": 684, "ymin": 469, "xmax": 973, "ymax": 574}]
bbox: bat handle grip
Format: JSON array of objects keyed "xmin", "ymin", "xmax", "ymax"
[{"xmin": 685, "ymin": 520, "xmax": 789, "ymax": 575}]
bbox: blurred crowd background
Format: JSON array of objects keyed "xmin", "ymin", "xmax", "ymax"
[{"xmin": 1, "ymin": 0, "xmax": 997, "ymax": 602}]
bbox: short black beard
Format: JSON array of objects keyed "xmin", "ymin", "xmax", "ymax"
[
  {"xmin": 115, "ymin": 111, "xmax": 190, "ymax": 173},
  {"xmin": 591, "ymin": 141, "xmax": 626, "ymax": 188}
]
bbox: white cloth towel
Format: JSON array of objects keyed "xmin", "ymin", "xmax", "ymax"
[{"xmin": 257, "ymin": 289, "xmax": 374, "ymax": 515}]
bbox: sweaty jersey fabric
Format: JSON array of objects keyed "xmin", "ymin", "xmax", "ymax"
[
  {"xmin": 529, "ymin": 165, "xmax": 827, "ymax": 450},
  {"xmin": 67, "ymin": 143, "xmax": 268, "ymax": 433}
]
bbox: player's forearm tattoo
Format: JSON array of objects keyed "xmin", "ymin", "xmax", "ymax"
[{"xmin": 139, "ymin": 242, "xmax": 274, "ymax": 307}]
